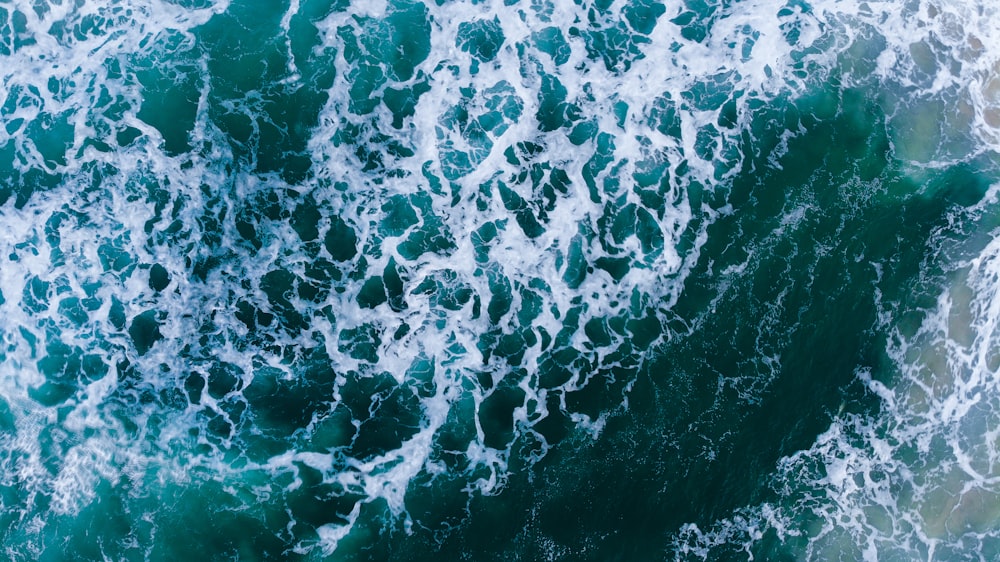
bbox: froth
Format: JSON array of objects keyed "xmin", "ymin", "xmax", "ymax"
[{"xmin": 4, "ymin": 0, "xmax": 1000, "ymax": 558}]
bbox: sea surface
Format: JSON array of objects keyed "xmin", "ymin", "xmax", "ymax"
[{"xmin": 2, "ymin": 0, "xmax": 1000, "ymax": 560}]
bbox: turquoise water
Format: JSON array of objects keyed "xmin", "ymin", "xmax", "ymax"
[{"xmin": 2, "ymin": 0, "xmax": 1000, "ymax": 559}]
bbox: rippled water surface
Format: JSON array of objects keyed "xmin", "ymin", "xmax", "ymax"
[{"xmin": 2, "ymin": 0, "xmax": 1000, "ymax": 559}]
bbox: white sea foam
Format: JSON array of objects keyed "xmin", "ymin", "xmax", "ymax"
[
  {"xmin": 294, "ymin": 0, "xmax": 867, "ymax": 550},
  {"xmin": 3, "ymin": 0, "xmax": 1000, "ymax": 557}
]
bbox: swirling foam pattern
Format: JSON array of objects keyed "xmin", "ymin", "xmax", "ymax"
[{"xmin": 1, "ymin": 0, "xmax": 999, "ymax": 559}]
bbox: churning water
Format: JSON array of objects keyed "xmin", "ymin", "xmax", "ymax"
[{"xmin": 2, "ymin": 0, "xmax": 1000, "ymax": 559}]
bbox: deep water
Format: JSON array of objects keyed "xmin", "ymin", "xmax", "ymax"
[{"xmin": 2, "ymin": 0, "xmax": 1000, "ymax": 560}]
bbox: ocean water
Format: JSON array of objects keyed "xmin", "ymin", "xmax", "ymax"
[{"xmin": 2, "ymin": 0, "xmax": 1000, "ymax": 559}]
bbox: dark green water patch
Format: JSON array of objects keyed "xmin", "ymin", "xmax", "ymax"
[{"xmin": 197, "ymin": 0, "xmax": 338, "ymax": 182}]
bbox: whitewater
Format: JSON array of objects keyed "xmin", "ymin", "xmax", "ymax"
[{"xmin": 1, "ymin": 0, "xmax": 1000, "ymax": 559}]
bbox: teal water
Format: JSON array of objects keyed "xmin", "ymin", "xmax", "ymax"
[{"xmin": 2, "ymin": 0, "xmax": 1000, "ymax": 560}]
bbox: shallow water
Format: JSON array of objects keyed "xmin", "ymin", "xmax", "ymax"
[{"xmin": 2, "ymin": 0, "xmax": 1000, "ymax": 560}]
